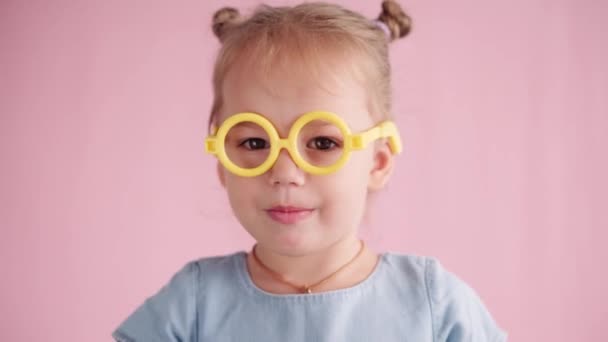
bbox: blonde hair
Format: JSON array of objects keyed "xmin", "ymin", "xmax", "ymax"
[{"xmin": 208, "ymin": 1, "xmax": 412, "ymax": 131}]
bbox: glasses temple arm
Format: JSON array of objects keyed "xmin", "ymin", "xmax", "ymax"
[{"xmin": 350, "ymin": 121, "xmax": 402, "ymax": 154}]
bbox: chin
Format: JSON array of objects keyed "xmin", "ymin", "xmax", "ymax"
[{"xmin": 251, "ymin": 229, "xmax": 312, "ymax": 255}]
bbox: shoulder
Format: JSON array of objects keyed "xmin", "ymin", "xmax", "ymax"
[
  {"xmin": 156, "ymin": 251, "xmax": 242, "ymax": 291},
  {"xmin": 190, "ymin": 250, "xmax": 244, "ymax": 271},
  {"xmin": 147, "ymin": 250, "xmax": 245, "ymax": 301},
  {"xmin": 381, "ymin": 252, "xmax": 507, "ymax": 341},
  {"xmin": 421, "ymin": 255, "xmax": 509, "ymax": 342},
  {"xmin": 188, "ymin": 250, "xmax": 246, "ymax": 286},
  {"xmin": 112, "ymin": 251, "xmax": 245, "ymax": 342}
]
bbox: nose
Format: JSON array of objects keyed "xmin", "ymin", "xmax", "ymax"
[{"xmin": 267, "ymin": 148, "xmax": 306, "ymax": 186}]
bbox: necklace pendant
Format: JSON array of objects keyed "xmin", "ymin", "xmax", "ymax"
[{"xmin": 304, "ymin": 286, "xmax": 312, "ymax": 294}]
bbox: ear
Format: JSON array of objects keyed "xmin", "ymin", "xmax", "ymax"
[
  {"xmin": 217, "ymin": 161, "xmax": 226, "ymax": 188},
  {"xmin": 368, "ymin": 139, "xmax": 394, "ymax": 191}
]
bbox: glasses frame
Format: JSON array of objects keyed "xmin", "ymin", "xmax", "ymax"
[{"xmin": 205, "ymin": 111, "xmax": 402, "ymax": 177}]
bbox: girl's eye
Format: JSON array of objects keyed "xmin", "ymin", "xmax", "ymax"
[
  {"xmin": 306, "ymin": 137, "xmax": 340, "ymax": 151},
  {"xmin": 239, "ymin": 138, "xmax": 269, "ymax": 150}
]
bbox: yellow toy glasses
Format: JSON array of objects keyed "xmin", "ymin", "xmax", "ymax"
[{"xmin": 204, "ymin": 111, "xmax": 402, "ymax": 177}]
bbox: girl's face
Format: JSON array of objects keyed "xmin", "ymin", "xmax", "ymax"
[{"xmin": 216, "ymin": 62, "xmax": 392, "ymax": 257}]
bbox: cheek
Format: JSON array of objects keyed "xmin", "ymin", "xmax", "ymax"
[
  {"xmin": 319, "ymin": 152, "xmax": 372, "ymax": 214},
  {"xmin": 318, "ymin": 185, "xmax": 367, "ymax": 232},
  {"xmin": 318, "ymin": 170, "xmax": 368, "ymax": 215},
  {"xmin": 337, "ymin": 149, "xmax": 374, "ymax": 183},
  {"xmin": 223, "ymin": 176, "xmax": 258, "ymax": 206},
  {"xmin": 222, "ymin": 177, "xmax": 263, "ymax": 231}
]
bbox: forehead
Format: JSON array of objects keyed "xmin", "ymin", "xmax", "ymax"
[{"xmin": 218, "ymin": 58, "xmax": 374, "ymax": 132}]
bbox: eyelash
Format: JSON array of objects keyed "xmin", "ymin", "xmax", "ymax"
[
  {"xmin": 238, "ymin": 137, "xmax": 342, "ymax": 151},
  {"xmin": 306, "ymin": 137, "xmax": 341, "ymax": 150},
  {"xmin": 238, "ymin": 138, "xmax": 269, "ymax": 150}
]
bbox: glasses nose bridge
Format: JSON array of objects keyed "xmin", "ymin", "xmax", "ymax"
[
  {"xmin": 274, "ymin": 137, "xmax": 297, "ymax": 161},
  {"xmin": 275, "ymin": 138, "xmax": 291, "ymax": 150}
]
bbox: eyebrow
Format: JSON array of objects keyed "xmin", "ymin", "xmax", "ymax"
[
  {"xmin": 224, "ymin": 112, "xmax": 343, "ymax": 130},
  {"xmin": 303, "ymin": 121, "xmax": 337, "ymax": 128},
  {"xmin": 231, "ymin": 122, "xmax": 265, "ymax": 129}
]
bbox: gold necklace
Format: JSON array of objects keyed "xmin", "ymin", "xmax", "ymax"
[{"xmin": 250, "ymin": 240, "xmax": 366, "ymax": 294}]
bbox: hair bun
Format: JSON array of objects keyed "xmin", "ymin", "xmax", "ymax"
[
  {"xmin": 212, "ymin": 7, "xmax": 241, "ymax": 41},
  {"xmin": 378, "ymin": 0, "xmax": 412, "ymax": 41}
]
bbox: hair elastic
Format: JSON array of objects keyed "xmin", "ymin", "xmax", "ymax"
[{"xmin": 373, "ymin": 20, "xmax": 391, "ymax": 39}]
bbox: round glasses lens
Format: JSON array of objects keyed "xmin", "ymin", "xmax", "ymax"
[
  {"xmin": 224, "ymin": 121, "xmax": 271, "ymax": 169},
  {"xmin": 296, "ymin": 119, "xmax": 345, "ymax": 168}
]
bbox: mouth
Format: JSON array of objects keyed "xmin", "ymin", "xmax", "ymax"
[{"xmin": 265, "ymin": 205, "xmax": 315, "ymax": 225}]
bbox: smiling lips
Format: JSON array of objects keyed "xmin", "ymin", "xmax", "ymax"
[{"xmin": 266, "ymin": 206, "xmax": 315, "ymax": 224}]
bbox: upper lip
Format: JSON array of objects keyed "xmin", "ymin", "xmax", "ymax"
[{"xmin": 267, "ymin": 205, "xmax": 313, "ymax": 212}]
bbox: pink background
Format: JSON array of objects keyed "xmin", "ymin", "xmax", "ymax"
[{"xmin": 1, "ymin": 0, "xmax": 606, "ymax": 341}]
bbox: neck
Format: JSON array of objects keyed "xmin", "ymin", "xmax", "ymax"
[{"xmin": 251, "ymin": 235, "xmax": 366, "ymax": 286}]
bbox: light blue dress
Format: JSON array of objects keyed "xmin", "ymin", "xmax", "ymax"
[{"xmin": 112, "ymin": 251, "xmax": 508, "ymax": 341}]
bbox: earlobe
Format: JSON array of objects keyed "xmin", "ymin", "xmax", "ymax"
[
  {"xmin": 217, "ymin": 161, "xmax": 226, "ymax": 188},
  {"xmin": 368, "ymin": 142, "xmax": 394, "ymax": 191}
]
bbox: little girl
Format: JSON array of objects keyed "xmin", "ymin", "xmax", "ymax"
[{"xmin": 113, "ymin": 1, "xmax": 508, "ymax": 341}]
